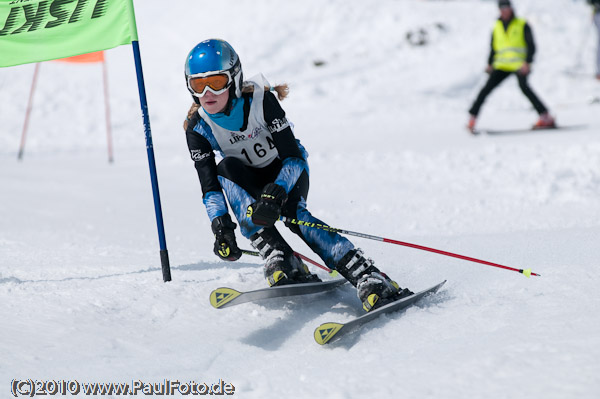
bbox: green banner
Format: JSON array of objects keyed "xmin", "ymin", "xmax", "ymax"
[{"xmin": 0, "ymin": 0, "xmax": 138, "ymax": 67}]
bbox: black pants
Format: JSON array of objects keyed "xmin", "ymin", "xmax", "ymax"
[{"xmin": 469, "ymin": 69, "xmax": 548, "ymax": 117}]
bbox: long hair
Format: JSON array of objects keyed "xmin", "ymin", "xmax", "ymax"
[
  {"xmin": 183, "ymin": 103, "xmax": 201, "ymax": 130},
  {"xmin": 242, "ymin": 82, "xmax": 289, "ymax": 101},
  {"xmin": 183, "ymin": 83, "xmax": 290, "ymax": 131}
]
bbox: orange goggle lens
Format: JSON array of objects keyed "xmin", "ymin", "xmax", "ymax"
[{"xmin": 189, "ymin": 74, "xmax": 230, "ymax": 95}]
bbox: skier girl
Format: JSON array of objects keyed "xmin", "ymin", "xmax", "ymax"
[{"xmin": 183, "ymin": 39, "xmax": 412, "ymax": 311}]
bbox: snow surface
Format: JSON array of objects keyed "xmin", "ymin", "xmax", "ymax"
[{"xmin": 1, "ymin": 0, "xmax": 599, "ymax": 398}]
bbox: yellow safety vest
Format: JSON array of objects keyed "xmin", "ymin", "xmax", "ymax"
[{"xmin": 492, "ymin": 17, "xmax": 527, "ymax": 72}]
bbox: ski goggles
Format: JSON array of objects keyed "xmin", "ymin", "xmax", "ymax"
[{"xmin": 187, "ymin": 71, "xmax": 232, "ymax": 98}]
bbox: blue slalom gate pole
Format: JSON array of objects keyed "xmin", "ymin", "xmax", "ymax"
[{"xmin": 131, "ymin": 40, "xmax": 171, "ymax": 282}]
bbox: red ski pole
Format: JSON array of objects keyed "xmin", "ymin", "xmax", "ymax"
[{"xmin": 280, "ymin": 216, "xmax": 540, "ymax": 277}]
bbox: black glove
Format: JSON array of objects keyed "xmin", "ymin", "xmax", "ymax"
[
  {"xmin": 247, "ymin": 183, "xmax": 288, "ymax": 227},
  {"xmin": 211, "ymin": 214, "xmax": 242, "ymax": 261}
]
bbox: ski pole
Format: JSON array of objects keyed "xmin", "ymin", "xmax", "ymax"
[
  {"xmin": 280, "ymin": 216, "xmax": 540, "ymax": 277},
  {"xmin": 242, "ymin": 249, "xmax": 334, "ymax": 274}
]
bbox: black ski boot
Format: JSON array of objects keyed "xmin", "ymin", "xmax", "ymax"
[
  {"xmin": 250, "ymin": 227, "xmax": 321, "ymax": 287},
  {"xmin": 335, "ymin": 248, "xmax": 413, "ymax": 312}
]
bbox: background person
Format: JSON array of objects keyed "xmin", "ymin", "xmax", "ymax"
[
  {"xmin": 467, "ymin": 0, "xmax": 555, "ymax": 132},
  {"xmin": 588, "ymin": 0, "xmax": 600, "ymax": 80}
]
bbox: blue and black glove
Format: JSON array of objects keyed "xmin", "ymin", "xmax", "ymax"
[
  {"xmin": 211, "ymin": 214, "xmax": 242, "ymax": 261},
  {"xmin": 247, "ymin": 183, "xmax": 288, "ymax": 227}
]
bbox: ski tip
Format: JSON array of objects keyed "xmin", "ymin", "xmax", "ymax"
[
  {"xmin": 314, "ymin": 322, "xmax": 344, "ymax": 345},
  {"xmin": 209, "ymin": 287, "xmax": 242, "ymax": 309},
  {"xmin": 428, "ymin": 280, "xmax": 447, "ymax": 293},
  {"xmin": 329, "ymin": 270, "xmax": 339, "ymax": 277}
]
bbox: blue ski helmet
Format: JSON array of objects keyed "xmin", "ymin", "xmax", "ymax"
[{"xmin": 185, "ymin": 39, "xmax": 243, "ymax": 101}]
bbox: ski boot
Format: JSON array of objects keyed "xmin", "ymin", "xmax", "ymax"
[
  {"xmin": 335, "ymin": 249, "xmax": 413, "ymax": 312},
  {"xmin": 533, "ymin": 112, "xmax": 556, "ymax": 129},
  {"xmin": 250, "ymin": 227, "xmax": 321, "ymax": 287},
  {"xmin": 467, "ymin": 115, "xmax": 477, "ymax": 133}
]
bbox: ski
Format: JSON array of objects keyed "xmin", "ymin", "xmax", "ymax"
[
  {"xmin": 473, "ymin": 124, "xmax": 587, "ymax": 136},
  {"xmin": 209, "ymin": 278, "xmax": 347, "ymax": 309},
  {"xmin": 314, "ymin": 280, "xmax": 446, "ymax": 345}
]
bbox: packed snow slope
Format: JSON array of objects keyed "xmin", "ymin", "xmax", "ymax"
[{"xmin": 1, "ymin": 0, "xmax": 599, "ymax": 398}]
